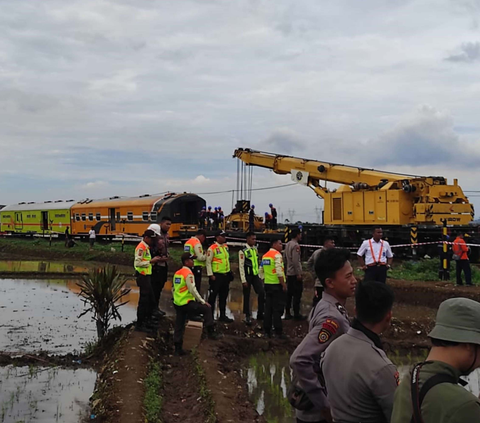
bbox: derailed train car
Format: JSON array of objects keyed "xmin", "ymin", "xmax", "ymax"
[
  {"xmin": 70, "ymin": 193, "xmax": 205, "ymax": 238},
  {"xmin": 0, "ymin": 193, "xmax": 205, "ymax": 239}
]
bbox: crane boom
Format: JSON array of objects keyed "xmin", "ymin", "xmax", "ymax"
[{"xmin": 233, "ymin": 148, "xmax": 473, "ymax": 226}]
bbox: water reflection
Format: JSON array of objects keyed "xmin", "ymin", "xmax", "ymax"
[
  {"xmin": 0, "ymin": 365, "xmax": 96, "ymax": 423},
  {"xmin": 241, "ymin": 351, "xmax": 295, "ymax": 423},
  {"xmin": 0, "ymin": 260, "xmax": 132, "ymax": 275}
]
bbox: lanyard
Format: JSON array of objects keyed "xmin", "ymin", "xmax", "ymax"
[{"xmin": 368, "ymin": 239, "xmax": 384, "ymax": 264}]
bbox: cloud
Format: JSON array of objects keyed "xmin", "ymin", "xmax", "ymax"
[
  {"xmin": 83, "ymin": 181, "xmax": 110, "ymax": 189},
  {"xmin": 262, "ymin": 128, "xmax": 305, "ymax": 154},
  {"xmin": 369, "ymin": 105, "xmax": 480, "ymax": 167},
  {"xmin": 445, "ymin": 42, "xmax": 480, "ymax": 63}
]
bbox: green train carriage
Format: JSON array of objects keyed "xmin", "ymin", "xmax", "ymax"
[{"xmin": 0, "ymin": 201, "xmax": 75, "ymax": 235}]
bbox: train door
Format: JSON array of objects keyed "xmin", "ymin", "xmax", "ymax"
[
  {"xmin": 41, "ymin": 211, "xmax": 49, "ymax": 231},
  {"xmin": 14, "ymin": 213, "xmax": 23, "ymax": 231},
  {"xmin": 109, "ymin": 208, "xmax": 116, "ymax": 231}
]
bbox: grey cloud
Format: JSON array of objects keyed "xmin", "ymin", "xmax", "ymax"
[
  {"xmin": 370, "ymin": 106, "xmax": 480, "ymax": 167},
  {"xmin": 445, "ymin": 42, "xmax": 480, "ymax": 62},
  {"xmin": 262, "ymin": 129, "xmax": 305, "ymax": 154}
]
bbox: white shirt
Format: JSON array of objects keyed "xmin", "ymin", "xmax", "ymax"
[
  {"xmin": 89, "ymin": 229, "xmax": 96, "ymax": 239},
  {"xmin": 357, "ymin": 238, "xmax": 393, "ymax": 265}
]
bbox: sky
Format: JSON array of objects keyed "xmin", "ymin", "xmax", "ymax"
[{"xmin": 2, "ymin": 0, "xmax": 480, "ymax": 223}]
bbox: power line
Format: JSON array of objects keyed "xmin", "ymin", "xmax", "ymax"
[{"xmin": 196, "ymin": 183, "xmax": 297, "ymax": 196}]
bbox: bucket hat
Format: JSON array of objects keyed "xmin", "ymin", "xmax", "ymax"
[{"xmin": 428, "ymin": 298, "xmax": 480, "ymax": 345}]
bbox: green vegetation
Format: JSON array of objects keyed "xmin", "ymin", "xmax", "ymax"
[
  {"xmin": 143, "ymin": 360, "xmax": 163, "ymax": 423},
  {"xmin": 388, "ymin": 259, "xmax": 480, "ymax": 284},
  {"xmin": 192, "ymin": 348, "xmax": 216, "ymax": 423},
  {"xmin": 77, "ymin": 265, "xmax": 131, "ymax": 339}
]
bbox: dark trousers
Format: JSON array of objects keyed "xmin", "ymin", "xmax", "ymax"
[
  {"xmin": 208, "ymin": 273, "xmax": 230, "ymax": 318},
  {"xmin": 297, "ymin": 419, "xmax": 327, "ymax": 423},
  {"xmin": 151, "ymin": 265, "xmax": 168, "ymax": 307},
  {"xmin": 286, "ymin": 275, "xmax": 303, "ymax": 316},
  {"xmin": 174, "ymin": 301, "xmax": 214, "ymax": 346},
  {"xmin": 243, "ymin": 275, "xmax": 265, "ymax": 318},
  {"xmin": 312, "ymin": 286, "xmax": 323, "ymax": 308},
  {"xmin": 264, "ymin": 284, "xmax": 286, "ymax": 334},
  {"xmin": 364, "ymin": 265, "xmax": 387, "ymax": 283},
  {"xmin": 193, "ymin": 266, "xmax": 203, "ymax": 293},
  {"xmin": 136, "ymin": 274, "xmax": 156, "ymax": 325},
  {"xmin": 456, "ymin": 260, "xmax": 472, "ymax": 285}
]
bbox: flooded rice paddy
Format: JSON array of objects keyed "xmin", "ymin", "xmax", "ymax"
[
  {"xmin": 242, "ymin": 352, "xmax": 480, "ymax": 423},
  {"xmin": 0, "ymin": 365, "xmax": 96, "ymax": 423}
]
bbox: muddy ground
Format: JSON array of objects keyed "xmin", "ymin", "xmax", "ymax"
[{"xmin": 1, "ymin": 244, "xmax": 479, "ymax": 422}]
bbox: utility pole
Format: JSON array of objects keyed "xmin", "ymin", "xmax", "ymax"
[{"xmin": 288, "ymin": 209, "xmax": 296, "ymax": 222}]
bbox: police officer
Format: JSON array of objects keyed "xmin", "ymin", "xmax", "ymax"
[
  {"xmin": 172, "ymin": 253, "xmax": 219, "ymax": 355},
  {"xmin": 285, "ymin": 229, "xmax": 304, "ymax": 320},
  {"xmin": 357, "ymin": 227, "xmax": 393, "ymax": 283},
  {"xmin": 392, "ymin": 298, "xmax": 480, "ymax": 423},
  {"xmin": 239, "ymin": 231, "xmax": 265, "ymax": 325},
  {"xmin": 307, "ymin": 237, "xmax": 335, "ymax": 308},
  {"xmin": 206, "ymin": 230, "xmax": 233, "ymax": 322},
  {"xmin": 289, "ymin": 248, "xmax": 356, "ymax": 423},
  {"xmin": 260, "ymin": 239, "xmax": 287, "ymax": 338},
  {"xmin": 322, "ymin": 281, "xmax": 398, "ymax": 422},
  {"xmin": 184, "ymin": 229, "xmax": 207, "ymax": 293},
  {"xmin": 134, "ymin": 229, "xmax": 162, "ymax": 333}
]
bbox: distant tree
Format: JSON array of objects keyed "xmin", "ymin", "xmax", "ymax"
[{"xmin": 77, "ymin": 265, "xmax": 131, "ymax": 339}]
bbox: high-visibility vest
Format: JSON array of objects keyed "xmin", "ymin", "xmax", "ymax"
[
  {"xmin": 262, "ymin": 248, "xmax": 284, "ymax": 285},
  {"xmin": 184, "ymin": 237, "xmax": 205, "ymax": 267},
  {"xmin": 134, "ymin": 240, "xmax": 152, "ymax": 276},
  {"xmin": 172, "ymin": 267, "xmax": 195, "ymax": 306},
  {"xmin": 243, "ymin": 246, "xmax": 259, "ymax": 276},
  {"xmin": 208, "ymin": 243, "xmax": 230, "ymax": 274},
  {"xmin": 453, "ymin": 237, "xmax": 469, "ymax": 260}
]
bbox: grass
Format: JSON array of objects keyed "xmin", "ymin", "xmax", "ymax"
[
  {"xmin": 192, "ymin": 348, "xmax": 216, "ymax": 423},
  {"xmin": 388, "ymin": 258, "xmax": 480, "ymax": 284},
  {"xmin": 143, "ymin": 360, "xmax": 163, "ymax": 423}
]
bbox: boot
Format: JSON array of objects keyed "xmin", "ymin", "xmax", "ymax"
[
  {"xmin": 174, "ymin": 343, "xmax": 187, "ymax": 356},
  {"xmin": 284, "ymin": 312, "xmax": 293, "ymax": 320},
  {"xmin": 218, "ymin": 315, "xmax": 234, "ymax": 323},
  {"xmin": 245, "ymin": 315, "xmax": 252, "ymax": 326},
  {"xmin": 256, "ymin": 313, "xmax": 264, "ymax": 321},
  {"xmin": 207, "ymin": 326, "xmax": 221, "ymax": 340}
]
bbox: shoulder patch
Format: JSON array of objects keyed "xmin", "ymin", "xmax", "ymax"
[
  {"xmin": 394, "ymin": 371, "xmax": 400, "ymax": 386},
  {"xmin": 318, "ymin": 319, "xmax": 339, "ymax": 344}
]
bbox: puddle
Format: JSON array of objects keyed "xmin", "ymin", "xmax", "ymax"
[
  {"xmin": 0, "ymin": 278, "xmax": 136, "ymax": 354},
  {"xmin": 0, "ymin": 365, "xmax": 95, "ymax": 423},
  {"xmin": 241, "ymin": 352, "xmax": 295, "ymax": 423},
  {"xmin": 0, "ymin": 260, "xmax": 132, "ymax": 275}
]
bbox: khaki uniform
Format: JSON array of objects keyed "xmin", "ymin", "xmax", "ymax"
[
  {"xmin": 284, "ymin": 239, "xmax": 303, "ymax": 317},
  {"xmin": 391, "ymin": 361, "xmax": 480, "ymax": 423},
  {"xmin": 322, "ymin": 325, "xmax": 399, "ymax": 422},
  {"xmin": 290, "ymin": 292, "xmax": 350, "ymax": 422}
]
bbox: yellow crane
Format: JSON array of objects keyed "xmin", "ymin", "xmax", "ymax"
[{"xmin": 233, "ymin": 148, "xmax": 473, "ymax": 226}]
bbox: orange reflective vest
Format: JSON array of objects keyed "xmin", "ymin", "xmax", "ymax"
[
  {"xmin": 134, "ymin": 240, "xmax": 152, "ymax": 275},
  {"xmin": 172, "ymin": 267, "xmax": 196, "ymax": 306}
]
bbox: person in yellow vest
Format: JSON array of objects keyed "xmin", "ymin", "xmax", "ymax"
[
  {"xmin": 184, "ymin": 229, "xmax": 207, "ymax": 293},
  {"xmin": 259, "ymin": 238, "xmax": 287, "ymax": 338},
  {"xmin": 206, "ymin": 230, "xmax": 234, "ymax": 322},
  {"xmin": 172, "ymin": 253, "xmax": 219, "ymax": 355},
  {"xmin": 239, "ymin": 231, "xmax": 265, "ymax": 325},
  {"xmin": 134, "ymin": 229, "xmax": 162, "ymax": 333}
]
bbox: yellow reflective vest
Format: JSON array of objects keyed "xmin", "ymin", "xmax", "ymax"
[
  {"xmin": 134, "ymin": 240, "xmax": 152, "ymax": 276},
  {"xmin": 172, "ymin": 267, "xmax": 196, "ymax": 306},
  {"xmin": 208, "ymin": 242, "xmax": 230, "ymax": 274},
  {"xmin": 262, "ymin": 248, "xmax": 284, "ymax": 284}
]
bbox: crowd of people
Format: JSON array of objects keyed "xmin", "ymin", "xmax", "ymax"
[{"xmin": 133, "ymin": 224, "xmax": 480, "ymax": 422}]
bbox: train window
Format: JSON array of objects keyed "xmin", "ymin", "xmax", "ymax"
[
  {"xmin": 75, "ymin": 214, "xmax": 80, "ymax": 221},
  {"xmin": 88, "ymin": 213, "xmax": 93, "ymax": 221},
  {"xmin": 96, "ymin": 213, "xmax": 101, "ymax": 221},
  {"xmin": 81, "ymin": 213, "xmax": 86, "ymax": 221},
  {"xmin": 150, "ymin": 211, "xmax": 157, "ymax": 221},
  {"xmin": 142, "ymin": 212, "xmax": 149, "ymax": 221},
  {"xmin": 127, "ymin": 212, "xmax": 133, "ymax": 221}
]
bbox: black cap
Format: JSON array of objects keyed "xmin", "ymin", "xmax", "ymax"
[
  {"xmin": 215, "ymin": 230, "xmax": 226, "ymax": 238},
  {"xmin": 181, "ymin": 252, "xmax": 195, "ymax": 263},
  {"xmin": 143, "ymin": 229, "xmax": 157, "ymax": 238}
]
